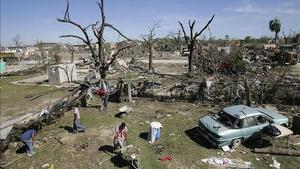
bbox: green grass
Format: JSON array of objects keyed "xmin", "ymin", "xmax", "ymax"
[
  {"xmin": 2, "ymin": 92, "xmax": 299, "ymax": 168},
  {"xmin": 0, "ymin": 76, "xmax": 69, "ymax": 118}
]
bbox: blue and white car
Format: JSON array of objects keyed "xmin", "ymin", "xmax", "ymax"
[{"xmin": 197, "ymin": 105, "xmax": 289, "ymax": 148}]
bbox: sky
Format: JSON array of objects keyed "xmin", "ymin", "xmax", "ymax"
[{"xmin": 1, "ymin": 0, "xmax": 300, "ymax": 46}]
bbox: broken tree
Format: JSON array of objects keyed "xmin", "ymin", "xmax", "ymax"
[
  {"xmin": 179, "ymin": 15, "xmax": 215, "ymax": 77},
  {"xmin": 57, "ymin": 0, "xmax": 135, "ymax": 79},
  {"xmin": 142, "ymin": 22, "xmax": 160, "ymax": 72}
]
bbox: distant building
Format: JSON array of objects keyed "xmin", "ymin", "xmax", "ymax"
[
  {"xmin": 24, "ymin": 46, "xmax": 39, "ymax": 58},
  {"xmin": 263, "ymin": 44, "xmax": 277, "ymax": 50},
  {"xmin": 0, "ymin": 52, "xmax": 21, "ymax": 64}
]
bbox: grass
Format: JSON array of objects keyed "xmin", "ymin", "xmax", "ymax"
[
  {"xmin": 3, "ymin": 99, "xmax": 299, "ymax": 169},
  {"xmin": 1, "ymin": 75, "xmax": 300, "ymax": 169},
  {"xmin": 0, "ymin": 76, "xmax": 69, "ymax": 119}
]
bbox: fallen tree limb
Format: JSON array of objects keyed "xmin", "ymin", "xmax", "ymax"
[
  {"xmin": 254, "ymin": 147, "xmax": 300, "ymax": 156},
  {"xmin": 54, "ymin": 137, "xmax": 66, "ymax": 145},
  {"xmin": 2, "ymin": 158, "xmax": 18, "ymax": 168}
]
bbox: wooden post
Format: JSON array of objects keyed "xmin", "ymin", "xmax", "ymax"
[
  {"xmin": 292, "ymin": 85, "xmax": 296, "ymax": 106},
  {"xmin": 127, "ymin": 81, "xmax": 132, "ymax": 103}
]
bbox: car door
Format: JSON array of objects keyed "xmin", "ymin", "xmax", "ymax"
[{"xmin": 240, "ymin": 116, "xmax": 260, "ymax": 141}]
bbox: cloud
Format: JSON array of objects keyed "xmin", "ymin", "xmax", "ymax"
[
  {"xmin": 226, "ymin": 0, "xmax": 299, "ymax": 15},
  {"xmin": 226, "ymin": 1, "xmax": 268, "ymax": 14},
  {"xmin": 276, "ymin": 8, "xmax": 299, "ymax": 15},
  {"xmin": 282, "ymin": 1, "xmax": 296, "ymax": 7}
]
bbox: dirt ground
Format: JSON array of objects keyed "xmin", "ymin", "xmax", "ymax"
[{"xmin": 1, "ymin": 99, "xmax": 300, "ymax": 169}]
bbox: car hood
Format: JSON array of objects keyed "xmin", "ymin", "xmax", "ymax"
[
  {"xmin": 199, "ymin": 115, "xmax": 230, "ymax": 135},
  {"xmin": 254, "ymin": 108, "xmax": 288, "ymax": 122}
]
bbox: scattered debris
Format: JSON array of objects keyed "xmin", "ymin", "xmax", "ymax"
[
  {"xmin": 151, "ymin": 144, "xmax": 165, "ymax": 154},
  {"xmin": 159, "ymin": 155, "xmax": 172, "ymax": 161},
  {"xmin": 121, "ymin": 144, "xmax": 141, "ymax": 169},
  {"xmin": 201, "ymin": 157, "xmax": 253, "ymax": 168},
  {"xmin": 42, "ymin": 163, "xmax": 50, "ymax": 168},
  {"xmin": 2, "ymin": 158, "xmax": 18, "ymax": 168},
  {"xmin": 119, "ymin": 105, "xmax": 132, "ymax": 113},
  {"xmin": 269, "ymin": 157, "xmax": 281, "ymax": 169},
  {"xmin": 221, "ymin": 145, "xmax": 230, "ymax": 152},
  {"xmin": 254, "ymin": 148, "xmax": 300, "ymax": 156},
  {"xmin": 217, "ymin": 152, "xmax": 224, "ymax": 156},
  {"xmin": 155, "ymin": 110, "xmax": 172, "ymax": 119}
]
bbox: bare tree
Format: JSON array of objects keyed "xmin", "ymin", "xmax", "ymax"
[
  {"xmin": 57, "ymin": 0, "xmax": 135, "ymax": 79},
  {"xmin": 142, "ymin": 22, "xmax": 160, "ymax": 72},
  {"xmin": 168, "ymin": 30, "xmax": 182, "ymax": 51},
  {"xmin": 179, "ymin": 15, "xmax": 215, "ymax": 77},
  {"xmin": 66, "ymin": 44, "xmax": 75, "ymax": 63},
  {"xmin": 282, "ymin": 28, "xmax": 291, "ymax": 44},
  {"xmin": 12, "ymin": 34, "xmax": 22, "ymax": 48},
  {"xmin": 35, "ymin": 39, "xmax": 47, "ymax": 65}
]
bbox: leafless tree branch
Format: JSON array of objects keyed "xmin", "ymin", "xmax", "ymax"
[
  {"xmin": 105, "ymin": 24, "xmax": 132, "ymax": 41},
  {"xmin": 109, "ymin": 43, "xmax": 137, "ymax": 66},
  {"xmin": 178, "ymin": 21, "xmax": 189, "ymax": 45},
  {"xmin": 195, "ymin": 15, "xmax": 215, "ymax": 38}
]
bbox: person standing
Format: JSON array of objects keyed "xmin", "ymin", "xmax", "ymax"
[
  {"xmin": 148, "ymin": 122, "xmax": 162, "ymax": 144},
  {"xmin": 73, "ymin": 106, "xmax": 86, "ymax": 132},
  {"xmin": 98, "ymin": 79, "xmax": 110, "ymax": 112},
  {"xmin": 20, "ymin": 129, "xmax": 36, "ymax": 156},
  {"xmin": 113, "ymin": 122, "xmax": 128, "ymax": 150}
]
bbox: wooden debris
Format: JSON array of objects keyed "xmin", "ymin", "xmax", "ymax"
[
  {"xmin": 2, "ymin": 158, "xmax": 18, "ymax": 168},
  {"xmin": 254, "ymin": 147, "xmax": 300, "ymax": 156},
  {"xmin": 54, "ymin": 137, "xmax": 66, "ymax": 145}
]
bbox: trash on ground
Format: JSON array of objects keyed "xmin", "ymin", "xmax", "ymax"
[
  {"xmin": 159, "ymin": 155, "xmax": 172, "ymax": 161},
  {"xmin": 269, "ymin": 157, "xmax": 281, "ymax": 169},
  {"xmin": 222, "ymin": 145, "xmax": 230, "ymax": 152},
  {"xmin": 42, "ymin": 163, "xmax": 50, "ymax": 168},
  {"xmin": 201, "ymin": 157, "xmax": 254, "ymax": 169}
]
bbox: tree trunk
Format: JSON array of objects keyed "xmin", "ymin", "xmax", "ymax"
[
  {"xmin": 100, "ymin": 66, "xmax": 108, "ymax": 79},
  {"xmin": 148, "ymin": 46, "xmax": 153, "ymax": 71},
  {"xmin": 275, "ymin": 32, "xmax": 278, "ymax": 44},
  {"xmin": 188, "ymin": 44, "xmax": 194, "ymax": 77},
  {"xmin": 71, "ymin": 51, "xmax": 74, "ymax": 63},
  {"xmin": 244, "ymin": 80, "xmax": 251, "ymax": 106}
]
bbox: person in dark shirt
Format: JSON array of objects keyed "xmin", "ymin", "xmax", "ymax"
[{"xmin": 20, "ymin": 129, "xmax": 36, "ymax": 156}]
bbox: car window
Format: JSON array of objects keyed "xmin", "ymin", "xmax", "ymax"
[
  {"xmin": 217, "ymin": 112, "xmax": 240, "ymax": 129},
  {"xmin": 237, "ymin": 119, "xmax": 243, "ymax": 128},
  {"xmin": 256, "ymin": 115, "xmax": 268, "ymax": 124},
  {"xmin": 243, "ymin": 117, "xmax": 257, "ymax": 128}
]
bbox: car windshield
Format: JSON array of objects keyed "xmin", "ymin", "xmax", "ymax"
[{"xmin": 217, "ymin": 111, "xmax": 239, "ymax": 129}]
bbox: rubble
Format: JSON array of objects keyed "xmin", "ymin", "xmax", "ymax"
[{"xmin": 201, "ymin": 157, "xmax": 253, "ymax": 168}]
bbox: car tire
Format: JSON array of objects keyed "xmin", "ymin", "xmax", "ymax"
[{"xmin": 232, "ymin": 138, "xmax": 242, "ymax": 148}]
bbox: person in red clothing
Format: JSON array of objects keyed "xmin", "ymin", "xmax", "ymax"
[{"xmin": 113, "ymin": 122, "xmax": 128, "ymax": 150}]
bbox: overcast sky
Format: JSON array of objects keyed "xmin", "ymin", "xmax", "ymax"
[{"xmin": 1, "ymin": 0, "xmax": 300, "ymax": 46}]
